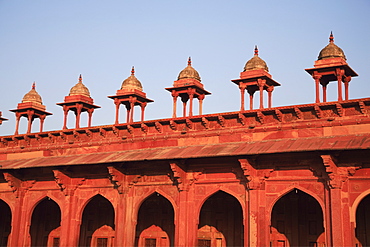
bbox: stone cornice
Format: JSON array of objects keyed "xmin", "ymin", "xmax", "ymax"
[{"xmin": 0, "ymin": 98, "xmax": 369, "ymax": 154}]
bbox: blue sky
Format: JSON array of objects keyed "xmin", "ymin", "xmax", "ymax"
[{"xmin": 0, "ymin": 0, "xmax": 369, "ymax": 136}]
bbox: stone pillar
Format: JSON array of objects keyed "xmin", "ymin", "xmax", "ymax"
[
  {"xmin": 247, "ymin": 88, "xmax": 255, "ymax": 110},
  {"xmin": 63, "ymin": 105, "xmax": 68, "ymax": 129},
  {"xmin": 239, "ymin": 84, "xmax": 246, "ymax": 111},
  {"xmin": 75, "ymin": 103, "xmax": 82, "ymax": 129},
  {"xmin": 336, "ymin": 69, "xmax": 343, "ymax": 102},
  {"xmin": 181, "ymin": 97, "xmax": 187, "ymax": 117},
  {"xmin": 140, "ymin": 102, "xmax": 147, "ymax": 122},
  {"xmin": 114, "ymin": 98, "xmax": 120, "ymax": 125},
  {"xmin": 322, "ymin": 83, "xmax": 328, "ymax": 102},
  {"xmin": 26, "ymin": 110, "xmax": 34, "ymax": 134},
  {"xmin": 198, "ymin": 94, "xmax": 205, "ymax": 115},
  {"xmin": 129, "ymin": 97, "xmax": 136, "ymax": 123},
  {"xmin": 257, "ymin": 79, "xmax": 265, "ymax": 109},
  {"xmin": 171, "ymin": 91, "xmax": 178, "ymax": 118},
  {"xmin": 188, "ymin": 92, "xmax": 194, "ymax": 117},
  {"xmin": 14, "ymin": 112, "xmax": 21, "ymax": 135},
  {"xmin": 267, "ymin": 86, "xmax": 274, "ymax": 108},
  {"xmin": 114, "ymin": 193, "xmax": 127, "ymax": 246},
  {"xmin": 344, "ymin": 76, "xmax": 351, "ymax": 101},
  {"xmin": 313, "ymin": 73, "xmax": 321, "ymax": 103},
  {"xmin": 122, "ymin": 191, "xmax": 136, "ymax": 247},
  {"xmin": 87, "ymin": 108, "xmax": 94, "ymax": 127},
  {"xmin": 39, "ymin": 115, "xmax": 46, "ymax": 133}
]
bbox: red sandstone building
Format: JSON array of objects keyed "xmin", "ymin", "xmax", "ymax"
[{"xmin": 0, "ymin": 34, "xmax": 369, "ymax": 247}]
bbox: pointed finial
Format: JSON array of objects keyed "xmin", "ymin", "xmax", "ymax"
[
  {"xmin": 254, "ymin": 45, "xmax": 259, "ymax": 56},
  {"xmin": 131, "ymin": 66, "xmax": 135, "ymax": 75},
  {"xmin": 188, "ymin": 57, "xmax": 192, "ymax": 66},
  {"xmin": 32, "ymin": 82, "xmax": 36, "ymax": 90},
  {"xmin": 79, "ymin": 74, "xmax": 82, "ymax": 83},
  {"xmin": 329, "ymin": 31, "xmax": 334, "ymax": 43}
]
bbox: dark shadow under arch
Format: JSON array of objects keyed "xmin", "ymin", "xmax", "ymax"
[
  {"xmin": 0, "ymin": 199, "xmax": 11, "ymax": 247},
  {"xmin": 198, "ymin": 191, "xmax": 243, "ymax": 247},
  {"xmin": 79, "ymin": 195, "xmax": 115, "ymax": 247},
  {"xmin": 30, "ymin": 198, "xmax": 61, "ymax": 247},
  {"xmin": 356, "ymin": 194, "xmax": 370, "ymax": 246},
  {"xmin": 270, "ymin": 189, "xmax": 324, "ymax": 247},
  {"xmin": 135, "ymin": 192, "xmax": 175, "ymax": 247}
]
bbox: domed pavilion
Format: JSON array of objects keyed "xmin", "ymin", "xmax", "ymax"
[
  {"xmin": 232, "ymin": 46, "xmax": 280, "ymax": 110},
  {"xmin": 165, "ymin": 57, "xmax": 211, "ymax": 118},
  {"xmin": 108, "ymin": 67, "xmax": 153, "ymax": 124},
  {"xmin": 10, "ymin": 82, "xmax": 52, "ymax": 134},
  {"xmin": 57, "ymin": 74, "xmax": 100, "ymax": 129},
  {"xmin": 305, "ymin": 32, "xmax": 358, "ymax": 103}
]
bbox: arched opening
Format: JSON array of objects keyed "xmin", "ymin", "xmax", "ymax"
[
  {"xmin": 198, "ymin": 191, "xmax": 243, "ymax": 247},
  {"xmin": 135, "ymin": 193, "xmax": 174, "ymax": 247},
  {"xmin": 270, "ymin": 189, "xmax": 324, "ymax": 247},
  {"xmin": 0, "ymin": 199, "xmax": 11, "ymax": 247},
  {"xmin": 356, "ymin": 194, "xmax": 370, "ymax": 246},
  {"xmin": 30, "ymin": 198, "xmax": 61, "ymax": 247},
  {"xmin": 79, "ymin": 195, "xmax": 115, "ymax": 247}
]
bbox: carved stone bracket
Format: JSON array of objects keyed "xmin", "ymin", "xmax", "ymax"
[
  {"xmin": 314, "ymin": 105, "xmax": 322, "ymax": 119},
  {"xmin": 141, "ymin": 123, "xmax": 148, "ymax": 134},
  {"xmin": 99, "ymin": 128, "xmax": 107, "ymax": 137},
  {"xmin": 127, "ymin": 125, "xmax": 134, "ymax": 134},
  {"xmin": 358, "ymin": 101, "xmax": 366, "ymax": 114},
  {"xmin": 321, "ymin": 155, "xmax": 359, "ymax": 189},
  {"xmin": 275, "ymin": 109, "xmax": 283, "ymax": 122},
  {"xmin": 107, "ymin": 166, "xmax": 141, "ymax": 194},
  {"xmin": 169, "ymin": 162, "xmax": 187, "ymax": 191},
  {"xmin": 238, "ymin": 158, "xmax": 273, "ymax": 190},
  {"xmin": 201, "ymin": 117, "xmax": 209, "ymax": 129},
  {"xmin": 238, "ymin": 113, "xmax": 246, "ymax": 126},
  {"xmin": 257, "ymin": 112, "xmax": 264, "ymax": 124},
  {"xmin": 155, "ymin": 121, "xmax": 163, "ymax": 133},
  {"xmin": 169, "ymin": 120, "xmax": 177, "ymax": 131},
  {"xmin": 217, "ymin": 115, "xmax": 225, "ymax": 127},
  {"xmin": 3, "ymin": 172, "xmax": 35, "ymax": 198},
  {"xmin": 185, "ymin": 119, "xmax": 193, "ymax": 129},
  {"xmin": 112, "ymin": 126, "xmax": 119, "ymax": 137},
  {"xmin": 335, "ymin": 103, "xmax": 343, "ymax": 117},
  {"xmin": 294, "ymin": 107, "xmax": 303, "ymax": 119},
  {"xmin": 168, "ymin": 162, "xmax": 201, "ymax": 192},
  {"xmin": 53, "ymin": 170, "xmax": 85, "ymax": 196}
]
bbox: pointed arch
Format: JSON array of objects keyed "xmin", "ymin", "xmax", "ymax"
[
  {"xmin": 354, "ymin": 192, "xmax": 370, "ymax": 246},
  {"xmin": 133, "ymin": 188, "xmax": 177, "ymax": 223},
  {"xmin": 27, "ymin": 194, "xmax": 62, "ymax": 220},
  {"xmin": 267, "ymin": 185, "xmax": 325, "ymax": 216},
  {"xmin": 351, "ymin": 189, "xmax": 370, "ymax": 223},
  {"xmin": 76, "ymin": 192, "xmax": 115, "ymax": 222},
  {"xmin": 29, "ymin": 197, "xmax": 61, "ymax": 247},
  {"xmin": 198, "ymin": 190, "xmax": 244, "ymax": 247},
  {"xmin": 0, "ymin": 199, "xmax": 11, "ymax": 247},
  {"xmin": 196, "ymin": 189, "xmax": 245, "ymax": 220},
  {"xmin": 270, "ymin": 188, "xmax": 325, "ymax": 247},
  {"xmin": 135, "ymin": 192, "xmax": 175, "ymax": 247},
  {"xmin": 79, "ymin": 194, "xmax": 115, "ymax": 247}
]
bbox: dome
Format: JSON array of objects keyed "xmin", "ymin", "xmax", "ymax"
[
  {"xmin": 121, "ymin": 67, "xmax": 143, "ymax": 91},
  {"xmin": 318, "ymin": 32, "xmax": 346, "ymax": 60},
  {"xmin": 22, "ymin": 82, "xmax": 43, "ymax": 104},
  {"xmin": 177, "ymin": 57, "xmax": 201, "ymax": 82},
  {"xmin": 243, "ymin": 46, "xmax": 269, "ymax": 72},
  {"xmin": 69, "ymin": 74, "xmax": 91, "ymax": 97}
]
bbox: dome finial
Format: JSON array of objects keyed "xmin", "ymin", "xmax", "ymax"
[
  {"xmin": 188, "ymin": 57, "xmax": 192, "ymax": 66},
  {"xmin": 32, "ymin": 82, "xmax": 36, "ymax": 90},
  {"xmin": 254, "ymin": 45, "xmax": 259, "ymax": 56},
  {"xmin": 329, "ymin": 31, "xmax": 334, "ymax": 43},
  {"xmin": 79, "ymin": 74, "xmax": 82, "ymax": 83},
  {"xmin": 131, "ymin": 66, "xmax": 135, "ymax": 75}
]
